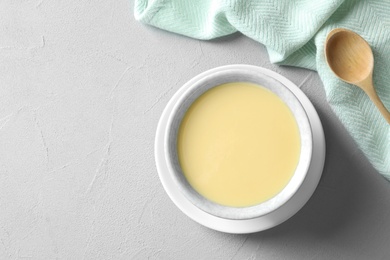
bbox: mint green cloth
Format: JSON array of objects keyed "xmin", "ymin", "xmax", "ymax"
[{"xmin": 135, "ymin": 0, "xmax": 390, "ymax": 179}]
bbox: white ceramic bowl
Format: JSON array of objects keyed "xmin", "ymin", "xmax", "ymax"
[{"xmin": 163, "ymin": 66, "xmax": 313, "ymax": 220}]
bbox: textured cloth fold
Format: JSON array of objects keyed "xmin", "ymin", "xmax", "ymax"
[{"xmin": 135, "ymin": 0, "xmax": 390, "ymax": 179}]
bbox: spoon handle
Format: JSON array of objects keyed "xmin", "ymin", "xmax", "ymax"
[{"xmin": 364, "ymin": 86, "xmax": 390, "ymax": 124}]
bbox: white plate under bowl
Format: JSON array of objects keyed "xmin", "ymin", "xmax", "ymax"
[{"xmin": 155, "ymin": 65, "xmax": 326, "ymax": 234}]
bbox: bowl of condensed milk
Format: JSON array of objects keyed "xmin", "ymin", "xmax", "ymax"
[{"xmin": 156, "ymin": 65, "xmax": 325, "ymax": 233}]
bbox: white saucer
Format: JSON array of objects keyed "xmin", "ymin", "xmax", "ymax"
[{"xmin": 155, "ymin": 65, "xmax": 326, "ymax": 234}]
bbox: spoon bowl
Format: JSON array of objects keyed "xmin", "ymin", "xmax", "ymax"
[{"xmin": 325, "ymin": 28, "xmax": 390, "ymax": 124}]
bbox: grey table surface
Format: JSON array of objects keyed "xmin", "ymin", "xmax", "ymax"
[{"xmin": 1, "ymin": 1, "xmax": 390, "ymax": 259}]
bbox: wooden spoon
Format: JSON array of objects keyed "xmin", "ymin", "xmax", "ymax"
[{"xmin": 325, "ymin": 28, "xmax": 390, "ymax": 124}]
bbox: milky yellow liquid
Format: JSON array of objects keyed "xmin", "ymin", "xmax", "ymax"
[{"xmin": 177, "ymin": 82, "xmax": 301, "ymax": 207}]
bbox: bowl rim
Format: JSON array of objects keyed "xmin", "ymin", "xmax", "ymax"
[{"xmin": 163, "ymin": 65, "xmax": 313, "ymax": 220}]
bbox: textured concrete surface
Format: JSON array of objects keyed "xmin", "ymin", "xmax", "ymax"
[{"xmin": 1, "ymin": 0, "xmax": 390, "ymax": 259}]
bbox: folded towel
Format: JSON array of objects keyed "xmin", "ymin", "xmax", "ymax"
[{"xmin": 135, "ymin": 0, "xmax": 390, "ymax": 179}]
